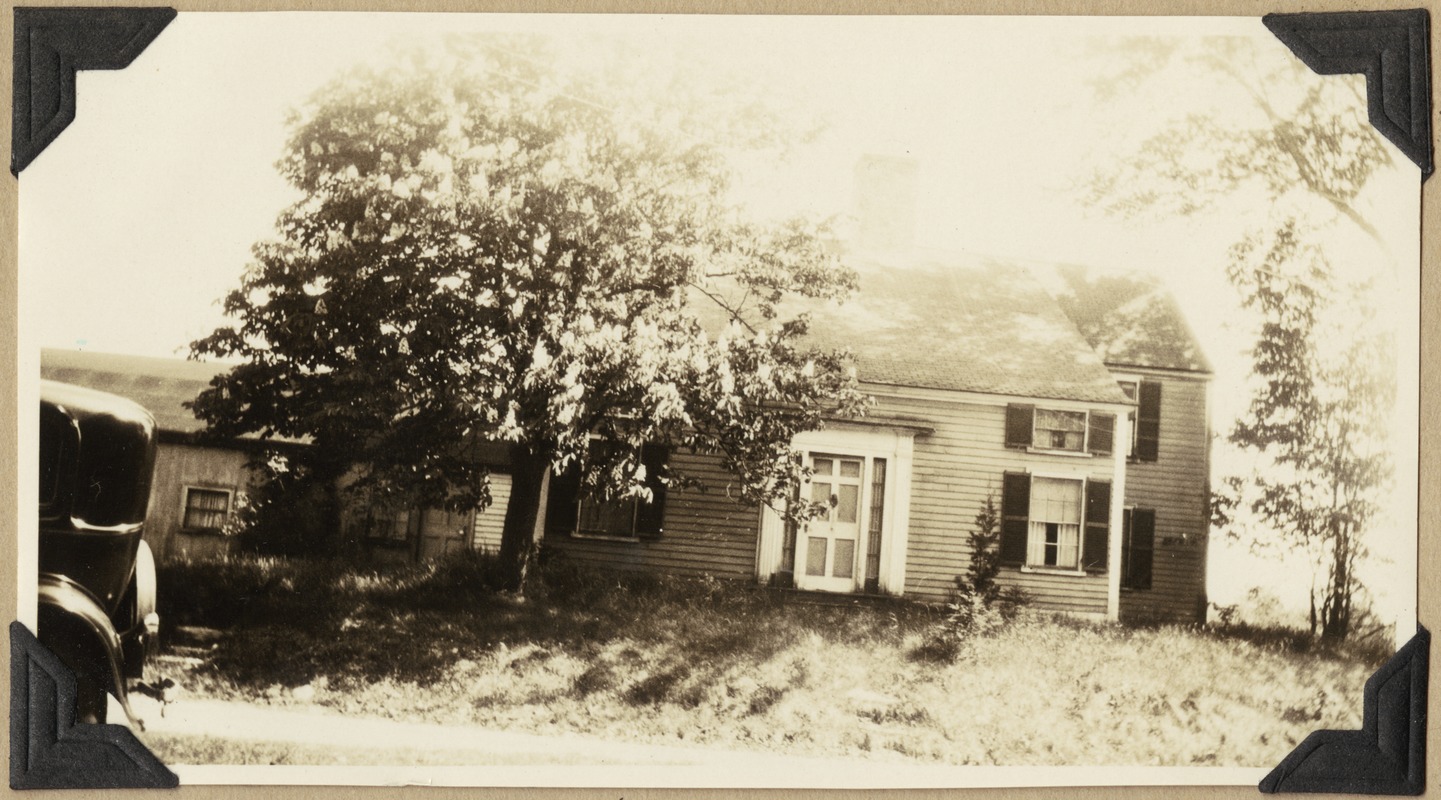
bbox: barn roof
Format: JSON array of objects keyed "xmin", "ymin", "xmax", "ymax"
[{"xmin": 41, "ymin": 349, "xmax": 232, "ymax": 436}]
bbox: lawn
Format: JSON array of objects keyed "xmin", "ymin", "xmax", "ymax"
[{"xmin": 153, "ymin": 551, "xmax": 1387, "ymax": 767}]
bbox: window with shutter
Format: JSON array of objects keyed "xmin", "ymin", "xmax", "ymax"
[
  {"xmin": 1013, "ymin": 404, "xmax": 1118, "ymax": 456},
  {"xmin": 1001, "ymin": 473, "xmax": 1110, "ymax": 573},
  {"xmin": 552, "ymin": 444, "xmax": 669, "ymax": 540}
]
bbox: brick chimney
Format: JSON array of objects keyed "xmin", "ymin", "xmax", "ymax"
[{"xmin": 852, "ymin": 154, "xmax": 918, "ymax": 253}]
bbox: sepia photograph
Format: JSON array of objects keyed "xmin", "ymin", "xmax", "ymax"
[{"xmin": 17, "ymin": 10, "xmax": 1422, "ymax": 787}]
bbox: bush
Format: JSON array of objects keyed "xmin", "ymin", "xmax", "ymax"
[
  {"xmin": 226, "ymin": 451, "xmax": 341, "ymax": 557},
  {"xmin": 916, "ymin": 495, "xmax": 1027, "ymax": 662}
]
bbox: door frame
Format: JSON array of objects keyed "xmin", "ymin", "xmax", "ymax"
[{"xmin": 757, "ymin": 424, "xmax": 915, "ymax": 594}]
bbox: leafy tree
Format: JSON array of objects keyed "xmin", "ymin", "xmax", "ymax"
[
  {"xmin": 190, "ymin": 35, "xmax": 866, "ymax": 591},
  {"xmin": 1084, "ymin": 36, "xmax": 1399, "ymax": 640},
  {"xmin": 1221, "ymin": 221, "xmax": 1393, "ymax": 641}
]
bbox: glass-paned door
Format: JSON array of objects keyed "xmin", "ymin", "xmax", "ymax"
[{"xmin": 796, "ymin": 454, "xmax": 864, "ymax": 592}]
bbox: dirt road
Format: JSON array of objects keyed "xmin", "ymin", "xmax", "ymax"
[{"xmin": 128, "ymin": 693, "xmax": 838, "ymax": 769}]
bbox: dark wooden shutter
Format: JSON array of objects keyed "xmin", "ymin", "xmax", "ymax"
[
  {"xmin": 544, "ymin": 464, "xmax": 581, "ymax": 537},
  {"xmin": 1004, "ymin": 404, "xmax": 1034, "ymax": 449},
  {"xmin": 635, "ymin": 445, "xmax": 669, "ymax": 539},
  {"xmin": 999, "ymin": 471, "xmax": 1030, "ymax": 567},
  {"xmin": 1126, "ymin": 508, "xmax": 1155, "ymax": 590},
  {"xmin": 1082, "ymin": 479, "xmax": 1110, "ymax": 572},
  {"xmin": 1135, "ymin": 380, "xmax": 1161, "ymax": 462},
  {"xmin": 1087, "ymin": 413, "xmax": 1115, "ymax": 456}
]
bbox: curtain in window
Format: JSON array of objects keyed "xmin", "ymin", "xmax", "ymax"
[
  {"xmin": 184, "ymin": 489, "xmax": 230, "ymax": 531},
  {"xmin": 1027, "ymin": 478, "xmax": 1081, "ymax": 568}
]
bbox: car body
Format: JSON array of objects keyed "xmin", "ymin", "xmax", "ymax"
[{"xmin": 38, "ymin": 379, "xmax": 160, "ymax": 727}]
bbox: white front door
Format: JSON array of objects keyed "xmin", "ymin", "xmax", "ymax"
[{"xmin": 796, "ymin": 454, "xmax": 864, "ymax": 592}]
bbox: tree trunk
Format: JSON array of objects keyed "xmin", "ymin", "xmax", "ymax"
[
  {"xmin": 497, "ymin": 444, "xmax": 550, "ymax": 594},
  {"xmin": 1321, "ymin": 533, "xmax": 1352, "ymax": 642}
]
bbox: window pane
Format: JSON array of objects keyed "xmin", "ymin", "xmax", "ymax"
[
  {"xmin": 811, "ymin": 457, "xmax": 833, "ymax": 476},
  {"xmin": 835, "ymin": 484, "xmax": 858, "ymax": 523},
  {"xmin": 1028, "ymin": 479, "xmax": 1083, "ymax": 567},
  {"xmin": 1119, "ymin": 381, "xmax": 1138, "ymax": 401},
  {"xmin": 1057, "ymin": 524, "xmax": 1080, "ymax": 569},
  {"xmin": 805, "ymin": 537, "xmax": 827, "ymax": 576},
  {"xmin": 184, "ymin": 489, "xmax": 230, "ymax": 531},
  {"xmin": 833, "ymin": 539, "xmax": 855, "ymax": 578},
  {"xmin": 811, "ymin": 480, "xmax": 833, "ymax": 515},
  {"xmin": 839, "ymin": 459, "xmax": 861, "ymax": 478},
  {"xmin": 1036, "ymin": 409, "xmax": 1086, "ymax": 431},
  {"xmin": 1035, "ymin": 409, "xmax": 1087, "ymax": 451},
  {"xmin": 578, "ymin": 497, "xmax": 637, "ymax": 536}
]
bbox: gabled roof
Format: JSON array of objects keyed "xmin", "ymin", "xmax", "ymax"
[
  {"xmin": 1046, "ymin": 265, "xmax": 1213, "ymax": 375},
  {"xmin": 41, "ymin": 349, "xmax": 229, "ymax": 435},
  {"xmin": 696, "ymin": 251, "xmax": 1132, "ymax": 406}
]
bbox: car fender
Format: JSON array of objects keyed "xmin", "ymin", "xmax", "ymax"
[{"xmin": 37, "ymin": 574, "xmax": 144, "ymax": 729}]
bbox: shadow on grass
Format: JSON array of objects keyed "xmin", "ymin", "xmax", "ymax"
[{"xmin": 156, "ymin": 549, "xmax": 926, "ymax": 699}]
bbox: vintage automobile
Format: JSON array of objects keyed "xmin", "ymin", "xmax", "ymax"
[{"xmin": 38, "ymin": 380, "xmax": 161, "ymax": 727}]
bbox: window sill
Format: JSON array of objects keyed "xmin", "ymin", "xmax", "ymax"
[
  {"xmin": 1019, "ymin": 565, "xmax": 1091, "ymax": 578},
  {"xmin": 1025, "ymin": 447, "xmax": 1095, "ymax": 459},
  {"xmin": 570, "ymin": 531, "xmax": 643, "ymax": 543}
]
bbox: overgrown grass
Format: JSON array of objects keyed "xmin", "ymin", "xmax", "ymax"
[{"xmin": 157, "ymin": 551, "xmax": 1385, "ymax": 766}]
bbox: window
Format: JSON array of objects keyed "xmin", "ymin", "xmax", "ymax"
[
  {"xmin": 1121, "ymin": 507, "xmax": 1156, "ymax": 590},
  {"xmin": 1004, "ymin": 404, "xmax": 1116, "ymax": 456},
  {"xmin": 366, "ymin": 507, "xmax": 412, "ymax": 546},
  {"xmin": 545, "ymin": 444, "xmax": 670, "ymax": 540},
  {"xmin": 1034, "ymin": 409, "xmax": 1086, "ymax": 452},
  {"xmin": 577, "ymin": 494, "xmax": 641, "ymax": 537},
  {"xmin": 1027, "ymin": 477, "xmax": 1081, "ymax": 568},
  {"xmin": 999, "ymin": 471, "xmax": 1110, "ymax": 573},
  {"xmin": 1122, "ymin": 379, "xmax": 1161, "ymax": 462},
  {"xmin": 182, "ymin": 487, "xmax": 232, "ymax": 533}
]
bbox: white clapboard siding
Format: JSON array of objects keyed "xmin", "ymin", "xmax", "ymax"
[
  {"xmin": 884, "ymin": 393, "xmax": 1113, "ymax": 614},
  {"xmin": 469, "ymin": 473, "xmax": 513, "ymax": 555},
  {"xmin": 1118, "ymin": 371, "xmax": 1211, "ymax": 623}
]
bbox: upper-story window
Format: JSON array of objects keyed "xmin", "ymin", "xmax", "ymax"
[
  {"xmin": 1004, "ymin": 404, "xmax": 1115, "ymax": 456},
  {"xmin": 1033, "ymin": 409, "xmax": 1087, "ymax": 452},
  {"xmin": 1115, "ymin": 378, "xmax": 1161, "ymax": 463}
]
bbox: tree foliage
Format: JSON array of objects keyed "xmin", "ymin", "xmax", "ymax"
[
  {"xmin": 190, "ymin": 35, "xmax": 867, "ymax": 589},
  {"xmin": 1084, "ymin": 36, "xmax": 1399, "ymax": 640}
]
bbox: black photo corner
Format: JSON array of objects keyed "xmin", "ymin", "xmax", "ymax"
[{"xmin": 6, "ymin": 4, "xmax": 1433, "ymax": 793}]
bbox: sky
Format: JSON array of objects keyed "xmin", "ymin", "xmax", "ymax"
[{"xmin": 18, "ymin": 13, "xmax": 1421, "ymax": 626}]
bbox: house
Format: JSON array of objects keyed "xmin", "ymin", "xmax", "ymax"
[
  {"xmin": 39, "ymin": 259, "xmax": 1212, "ymax": 624},
  {"xmin": 536, "ymin": 253, "xmax": 1211, "ymax": 623}
]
